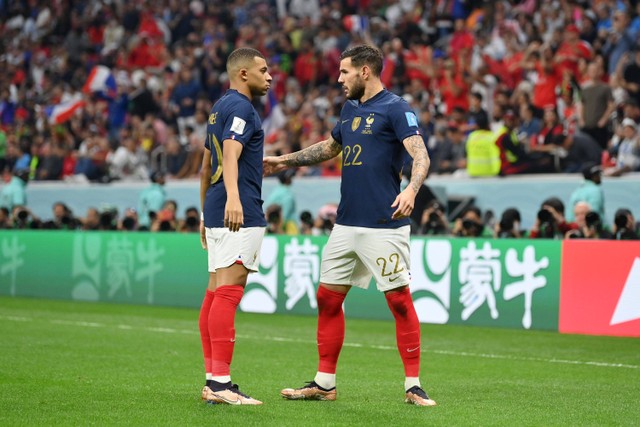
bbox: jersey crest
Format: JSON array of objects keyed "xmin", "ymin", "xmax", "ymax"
[{"xmin": 351, "ymin": 117, "xmax": 361, "ymax": 132}]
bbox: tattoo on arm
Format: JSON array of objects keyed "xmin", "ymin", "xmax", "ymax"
[
  {"xmin": 404, "ymin": 135, "xmax": 430, "ymax": 193},
  {"xmin": 282, "ymin": 137, "xmax": 342, "ymax": 167}
]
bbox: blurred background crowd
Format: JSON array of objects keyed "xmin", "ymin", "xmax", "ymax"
[{"xmin": 0, "ymin": 0, "xmax": 639, "ymax": 238}]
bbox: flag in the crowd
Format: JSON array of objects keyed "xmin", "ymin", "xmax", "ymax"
[
  {"xmin": 82, "ymin": 65, "xmax": 118, "ymax": 99},
  {"xmin": 343, "ymin": 15, "xmax": 369, "ymax": 33},
  {"xmin": 45, "ymin": 98, "xmax": 85, "ymax": 125}
]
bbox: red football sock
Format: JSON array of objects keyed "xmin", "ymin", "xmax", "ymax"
[
  {"xmin": 209, "ymin": 285, "xmax": 244, "ymax": 376},
  {"xmin": 199, "ymin": 290, "xmax": 215, "ymax": 375},
  {"xmin": 316, "ymin": 286, "xmax": 347, "ymax": 374},
  {"xmin": 385, "ymin": 287, "xmax": 421, "ymax": 377}
]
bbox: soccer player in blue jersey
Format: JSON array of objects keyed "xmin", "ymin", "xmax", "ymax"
[
  {"xmin": 198, "ymin": 47, "xmax": 271, "ymax": 405},
  {"xmin": 263, "ymin": 45, "xmax": 435, "ymax": 407}
]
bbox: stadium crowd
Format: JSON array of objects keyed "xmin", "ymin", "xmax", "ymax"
[{"xmin": 0, "ymin": 0, "xmax": 639, "ymax": 235}]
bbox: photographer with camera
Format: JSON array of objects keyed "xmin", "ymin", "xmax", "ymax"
[
  {"xmin": 566, "ymin": 211, "xmax": 613, "ymax": 239},
  {"xmin": 178, "ymin": 207, "xmax": 201, "ymax": 233},
  {"xmin": 494, "ymin": 207, "xmax": 525, "ymax": 238},
  {"xmin": 452, "ymin": 206, "xmax": 491, "ymax": 238},
  {"xmin": 43, "ymin": 202, "xmax": 79, "ymax": 230},
  {"xmin": 418, "ymin": 200, "xmax": 450, "ymax": 236},
  {"xmin": 529, "ymin": 197, "xmax": 579, "ymax": 239},
  {"xmin": 11, "ymin": 206, "xmax": 41, "ymax": 229},
  {"xmin": 613, "ymin": 208, "xmax": 640, "ymax": 240},
  {"xmin": 265, "ymin": 204, "xmax": 284, "ymax": 235}
]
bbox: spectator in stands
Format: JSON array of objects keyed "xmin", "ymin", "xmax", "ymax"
[
  {"xmin": 108, "ymin": 135, "xmax": 149, "ymax": 181},
  {"xmin": 36, "ymin": 143, "xmax": 64, "ymax": 181},
  {"xmin": 518, "ymin": 103, "xmax": 542, "ymax": 142},
  {"xmin": 170, "ymin": 67, "xmax": 202, "ymax": 140},
  {"xmin": 433, "ymin": 122, "xmax": 467, "ymax": 175},
  {"xmin": 568, "ymin": 162, "xmax": 605, "ymax": 222},
  {"xmin": 577, "ymin": 61, "xmax": 616, "ymax": 150},
  {"xmin": 73, "ymin": 126, "xmax": 110, "ymax": 182},
  {"xmin": 551, "ymin": 130, "xmax": 602, "ymax": 173},
  {"xmin": 622, "ymin": 46, "xmax": 640, "ymax": 107},
  {"xmin": 604, "ymin": 118, "xmax": 640, "ymax": 176},
  {"xmin": 496, "ymin": 109, "xmax": 553, "ymax": 175},
  {"xmin": 602, "ymin": 9, "xmax": 636, "ymax": 76}
]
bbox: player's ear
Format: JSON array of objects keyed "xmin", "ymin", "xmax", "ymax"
[
  {"xmin": 240, "ymin": 68, "xmax": 248, "ymax": 81},
  {"xmin": 361, "ymin": 65, "xmax": 370, "ymax": 79}
]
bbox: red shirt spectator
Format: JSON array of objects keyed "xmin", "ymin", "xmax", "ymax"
[
  {"xmin": 532, "ymin": 60, "xmax": 561, "ymax": 111},
  {"xmin": 437, "ymin": 60, "xmax": 469, "ymax": 114},
  {"xmin": 555, "ymin": 25, "xmax": 593, "ymax": 78}
]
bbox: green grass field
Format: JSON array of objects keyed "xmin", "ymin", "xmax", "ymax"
[{"xmin": 1, "ymin": 296, "xmax": 639, "ymax": 426}]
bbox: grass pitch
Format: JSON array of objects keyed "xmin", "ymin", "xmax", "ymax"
[{"xmin": 1, "ymin": 296, "xmax": 639, "ymax": 426}]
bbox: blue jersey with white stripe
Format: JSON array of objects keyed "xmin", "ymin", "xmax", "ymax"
[
  {"xmin": 330, "ymin": 89, "xmax": 422, "ymax": 228},
  {"xmin": 203, "ymin": 89, "xmax": 266, "ymax": 228}
]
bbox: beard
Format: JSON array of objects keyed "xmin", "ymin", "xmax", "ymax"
[{"xmin": 345, "ymin": 77, "xmax": 365, "ymax": 100}]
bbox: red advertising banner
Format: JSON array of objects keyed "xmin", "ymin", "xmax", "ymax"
[{"xmin": 560, "ymin": 240, "xmax": 640, "ymax": 337}]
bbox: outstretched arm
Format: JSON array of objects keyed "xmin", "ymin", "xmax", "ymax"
[
  {"xmin": 263, "ymin": 137, "xmax": 342, "ymax": 176},
  {"xmin": 391, "ymin": 134, "xmax": 430, "ymax": 219}
]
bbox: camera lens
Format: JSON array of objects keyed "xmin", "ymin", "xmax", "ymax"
[
  {"xmin": 537, "ymin": 209, "xmax": 553, "ymax": 224},
  {"xmin": 615, "ymin": 213, "xmax": 628, "ymax": 229},
  {"xmin": 185, "ymin": 216, "xmax": 198, "ymax": 228}
]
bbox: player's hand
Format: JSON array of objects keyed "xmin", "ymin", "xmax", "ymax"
[
  {"xmin": 224, "ymin": 196, "xmax": 243, "ymax": 232},
  {"xmin": 199, "ymin": 220, "xmax": 207, "ymax": 250},
  {"xmin": 391, "ymin": 187, "xmax": 416, "ymax": 220},
  {"xmin": 263, "ymin": 156, "xmax": 288, "ymax": 177}
]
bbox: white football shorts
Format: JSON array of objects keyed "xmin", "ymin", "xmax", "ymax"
[
  {"xmin": 205, "ymin": 227, "xmax": 266, "ymax": 272},
  {"xmin": 320, "ymin": 224, "xmax": 411, "ymax": 292}
]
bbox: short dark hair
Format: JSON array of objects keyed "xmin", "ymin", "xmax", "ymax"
[
  {"xmin": 226, "ymin": 47, "xmax": 265, "ymax": 74},
  {"xmin": 340, "ymin": 45, "xmax": 383, "ymax": 76},
  {"xmin": 542, "ymin": 197, "xmax": 565, "ymax": 215}
]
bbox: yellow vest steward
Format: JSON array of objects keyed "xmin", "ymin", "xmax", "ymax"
[{"xmin": 466, "ymin": 129, "xmax": 500, "ymax": 177}]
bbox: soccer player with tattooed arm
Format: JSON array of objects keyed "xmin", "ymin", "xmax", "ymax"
[
  {"xmin": 198, "ymin": 47, "xmax": 272, "ymax": 405},
  {"xmin": 263, "ymin": 45, "xmax": 436, "ymax": 407}
]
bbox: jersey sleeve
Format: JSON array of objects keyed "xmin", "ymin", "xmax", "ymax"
[
  {"xmin": 221, "ymin": 102, "xmax": 256, "ymax": 147},
  {"xmin": 389, "ymin": 99, "xmax": 422, "ymax": 142},
  {"xmin": 330, "ymin": 104, "xmax": 347, "ymax": 145}
]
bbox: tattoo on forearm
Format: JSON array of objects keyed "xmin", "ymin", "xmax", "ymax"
[
  {"xmin": 404, "ymin": 135, "xmax": 430, "ymax": 193},
  {"xmin": 283, "ymin": 139, "xmax": 342, "ymax": 167}
]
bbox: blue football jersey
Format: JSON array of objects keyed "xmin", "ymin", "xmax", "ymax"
[
  {"xmin": 203, "ymin": 89, "xmax": 266, "ymax": 228},
  {"xmin": 330, "ymin": 90, "xmax": 422, "ymax": 228}
]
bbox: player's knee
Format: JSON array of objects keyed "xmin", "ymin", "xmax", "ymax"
[{"xmin": 317, "ymin": 286, "xmax": 346, "ymax": 315}]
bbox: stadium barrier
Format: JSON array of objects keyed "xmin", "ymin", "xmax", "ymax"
[{"xmin": 1, "ymin": 231, "xmax": 638, "ymax": 337}]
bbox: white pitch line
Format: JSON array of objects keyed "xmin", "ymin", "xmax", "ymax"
[{"xmin": 2, "ymin": 315, "xmax": 638, "ymax": 370}]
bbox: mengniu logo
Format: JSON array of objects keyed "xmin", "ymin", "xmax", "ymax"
[{"xmin": 560, "ymin": 240, "xmax": 640, "ymax": 337}]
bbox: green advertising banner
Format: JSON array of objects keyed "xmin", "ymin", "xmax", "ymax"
[{"xmin": 0, "ymin": 232, "xmax": 561, "ymax": 331}]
